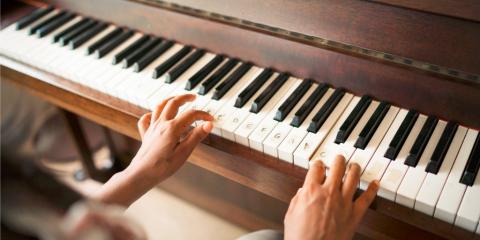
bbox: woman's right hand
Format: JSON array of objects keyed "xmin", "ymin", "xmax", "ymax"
[{"xmin": 284, "ymin": 155, "xmax": 379, "ymax": 240}]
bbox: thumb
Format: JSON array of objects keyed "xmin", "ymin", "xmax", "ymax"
[
  {"xmin": 169, "ymin": 121, "xmax": 213, "ymax": 172},
  {"xmin": 183, "ymin": 121, "xmax": 213, "ymax": 148}
]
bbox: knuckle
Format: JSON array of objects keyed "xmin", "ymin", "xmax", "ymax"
[
  {"xmin": 184, "ymin": 109, "xmax": 197, "ymax": 117},
  {"xmin": 327, "ymin": 184, "xmax": 338, "ymax": 195}
]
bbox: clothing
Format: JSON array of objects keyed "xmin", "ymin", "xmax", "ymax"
[{"xmin": 237, "ymin": 229, "xmax": 284, "ymax": 240}]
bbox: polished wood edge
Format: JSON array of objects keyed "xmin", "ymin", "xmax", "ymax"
[
  {"xmin": 129, "ymin": 0, "xmax": 479, "ymax": 85},
  {"xmin": 1, "ymin": 56, "xmax": 477, "ymax": 239},
  {"xmin": 371, "ymin": 0, "xmax": 480, "ymax": 22}
]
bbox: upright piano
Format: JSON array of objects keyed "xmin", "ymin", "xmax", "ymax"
[{"xmin": 1, "ymin": 0, "xmax": 479, "ymax": 239}]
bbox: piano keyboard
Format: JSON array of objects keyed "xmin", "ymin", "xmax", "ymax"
[{"xmin": 1, "ymin": 7, "xmax": 479, "ymax": 234}]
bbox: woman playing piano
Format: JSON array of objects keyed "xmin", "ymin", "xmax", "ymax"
[
  {"xmin": 91, "ymin": 93, "xmax": 379, "ymax": 240},
  {"xmin": 2, "ymin": 93, "xmax": 378, "ymax": 240}
]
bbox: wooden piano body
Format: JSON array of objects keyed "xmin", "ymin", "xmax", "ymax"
[{"xmin": 1, "ymin": 0, "xmax": 480, "ymax": 239}]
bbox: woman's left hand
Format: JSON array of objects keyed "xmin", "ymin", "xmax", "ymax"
[{"xmin": 95, "ymin": 94, "xmax": 213, "ymax": 206}]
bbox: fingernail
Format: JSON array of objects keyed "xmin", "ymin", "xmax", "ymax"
[
  {"xmin": 373, "ymin": 180, "xmax": 380, "ymax": 190},
  {"xmin": 202, "ymin": 121, "xmax": 213, "ymax": 133}
]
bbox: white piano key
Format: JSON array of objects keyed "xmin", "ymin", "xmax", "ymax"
[
  {"xmin": 207, "ymin": 66, "xmax": 263, "ymax": 135},
  {"xmin": 359, "ymin": 109, "xmax": 409, "ymax": 190},
  {"xmin": 263, "ymin": 83, "xmax": 318, "ymax": 158},
  {"xmin": 435, "ymin": 128, "xmax": 477, "ymax": 223},
  {"xmin": 377, "ymin": 114, "xmax": 427, "ymax": 201},
  {"xmin": 278, "ymin": 88, "xmax": 334, "ymax": 163},
  {"xmin": 125, "ymin": 50, "xmax": 215, "ymax": 105},
  {"xmin": 248, "ymin": 78, "xmax": 302, "ymax": 151},
  {"xmin": 187, "ymin": 59, "xmax": 236, "ymax": 124},
  {"xmin": 82, "ymin": 33, "xmax": 143, "ymax": 88},
  {"xmin": 415, "ymin": 124, "xmax": 466, "ymax": 216},
  {"xmin": 16, "ymin": 10, "xmax": 61, "ymax": 61},
  {"xmin": 220, "ymin": 71, "xmax": 277, "ymax": 141},
  {"xmin": 2, "ymin": 10, "xmax": 60, "ymax": 61},
  {"xmin": 234, "ymin": 74, "xmax": 296, "ymax": 146},
  {"xmin": 476, "ymin": 222, "xmax": 479, "ymax": 234},
  {"xmin": 395, "ymin": 120, "xmax": 446, "ymax": 208},
  {"xmin": 148, "ymin": 53, "xmax": 232, "ymax": 110},
  {"xmin": 293, "ymin": 93, "xmax": 353, "ymax": 169},
  {"xmin": 67, "ymin": 25, "xmax": 118, "ymax": 82},
  {"xmin": 349, "ymin": 106, "xmax": 399, "ymax": 171},
  {"xmin": 131, "ymin": 44, "xmax": 197, "ymax": 106},
  {"xmin": 455, "ymin": 163, "xmax": 480, "ymax": 232},
  {"xmin": 308, "ymin": 96, "xmax": 361, "ymax": 168},
  {"xmin": 89, "ymin": 33, "xmax": 144, "ymax": 90},
  {"xmin": 30, "ymin": 17, "xmax": 84, "ymax": 69},
  {"xmin": 339, "ymin": 100, "xmax": 380, "ymax": 162},
  {"xmin": 211, "ymin": 66, "xmax": 264, "ymax": 135},
  {"xmin": 62, "ymin": 26, "xmax": 118, "ymax": 82}
]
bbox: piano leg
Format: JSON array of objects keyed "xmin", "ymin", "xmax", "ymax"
[{"xmin": 61, "ymin": 109, "xmax": 122, "ymax": 182}]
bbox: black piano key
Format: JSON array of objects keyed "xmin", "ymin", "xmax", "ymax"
[
  {"xmin": 354, "ymin": 101, "xmax": 391, "ymax": 149},
  {"xmin": 122, "ymin": 37, "xmax": 161, "ymax": 68},
  {"xmin": 165, "ymin": 49, "xmax": 205, "ymax": 83},
  {"xmin": 460, "ymin": 134, "xmax": 480, "ymax": 186},
  {"xmin": 424, "ymin": 122, "xmax": 458, "ymax": 172},
  {"xmin": 335, "ymin": 96, "xmax": 372, "ymax": 144},
  {"xmin": 385, "ymin": 110, "xmax": 419, "ymax": 160},
  {"xmin": 404, "ymin": 116, "xmax": 438, "ymax": 166},
  {"xmin": 274, "ymin": 79, "xmax": 313, "ymax": 122},
  {"xmin": 185, "ymin": 55, "xmax": 224, "ymax": 90},
  {"xmin": 29, "ymin": 10, "xmax": 67, "ymax": 35},
  {"xmin": 59, "ymin": 19, "xmax": 96, "ymax": 46},
  {"xmin": 212, "ymin": 62, "xmax": 253, "ymax": 100},
  {"xmin": 152, "ymin": 46, "xmax": 192, "ymax": 79},
  {"xmin": 16, "ymin": 6, "xmax": 54, "ymax": 30},
  {"xmin": 69, "ymin": 22, "xmax": 108, "ymax": 49},
  {"xmin": 307, "ymin": 90, "xmax": 344, "ymax": 133},
  {"xmin": 36, "ymin": 12, "xmax": 75, "ymax": 38},
  {"xmin": 86, "ymin": 27, "xmax": 122, "ymax": 55},
  {"xmin": 234, "ymin": 68, "xmax": 273, "ymax": 108},
  {"xmin": 53, "ymin": 18, "xmax": 89, "ymax": 43},
  {"xmin": 250, "ymin": 72, "xmax": 289, "ymax": 114},
  {"xmin": 112, "ymin": 34, "xmax": 149, "ymax": 65},
  {"xmin": 133, "ymin": 40, "xmax": 174, "ymax": 72},
  {"xmin": 307, "ymin": 89, "xmax": 345, "ymax": 133},
  {"xmin": 291, "ymin": 83, "xmax": 328, "ymax": 127},
  {"xmin": 94, "ymin": 30, "xmax": 133, "ymax": 59},
  {"xmin": 198, "ymin": 58, "xmax": 239, "ymax": 95}
]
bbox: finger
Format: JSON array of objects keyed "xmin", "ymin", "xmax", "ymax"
[
  {"xmin": 137, "ymin": 113, "xmax": 152, "ymax": 140},
  {"xmin": 151, "ymin": 96, "xmax": 174, "ymax": 124},
  {"xmin": 324, "ymin": 155, "xmax": 346, "ymax": 190},
  {"xmin": 174, "ymin": 109, "xmax": 214, "ymax": 135},
  {"xmin": 303, "ymin": 160, "xmax": 326, "ymax": 188},
  {"xmin": 352, "ymin": 180, "xmax": 379, "ymax": 225},
  {"xmin": 168, "ymin": 122, "xmax": 213, "ymax": 174},
  {"xmin": 342, "ymin": 163, "xmax": 361, "ymax": 200},
  {"xmin": 161, "ymin": 94, "xmax": 196, "ymax": 120}
]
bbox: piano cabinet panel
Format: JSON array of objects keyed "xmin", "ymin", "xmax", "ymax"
[{"xmin": 1, "ymin": 57, "xmax": 478, "ymax": 240}]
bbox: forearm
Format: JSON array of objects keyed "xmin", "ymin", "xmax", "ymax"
[{"xmin": 93, "ymin": 165, "xmax": 156, "ymax": 207}]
